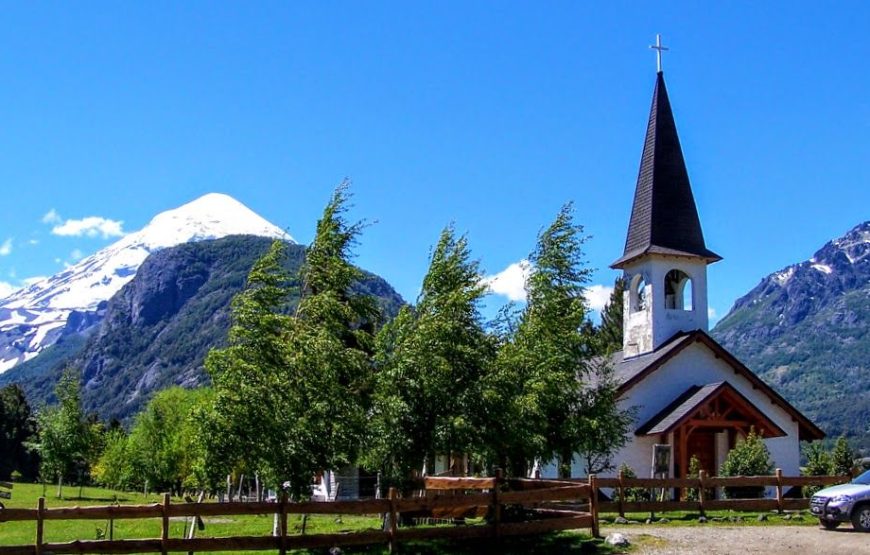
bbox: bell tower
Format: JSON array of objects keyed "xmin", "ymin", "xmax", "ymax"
[{"xmin": 611, "ymin": 68, "xmax": 721, "ymax": 358}]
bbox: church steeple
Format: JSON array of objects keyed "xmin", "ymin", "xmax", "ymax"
[
  {"xmin": 611, "ymin": 72, "xmax": 721, "ymax": 269},
  {"xmin": 613, "ymin": 65, "xmax": 720, "ymax": 358}
]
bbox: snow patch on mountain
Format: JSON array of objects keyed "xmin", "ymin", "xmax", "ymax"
[{"xmin": 0, "ymin": 193, "xmax": 293, "ymax": 372}]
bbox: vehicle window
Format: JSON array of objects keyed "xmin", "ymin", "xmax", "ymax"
[{"xmin": 853, "ymin": 469, "xmax": 870, "ymax": 485}]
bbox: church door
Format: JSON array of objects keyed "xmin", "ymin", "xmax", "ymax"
[{"xmin": 686, "ymin": 432, "xmax": 716, "ymax": 475}]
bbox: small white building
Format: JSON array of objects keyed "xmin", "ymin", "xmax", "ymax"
[{"xmin": 546, "ymin": 69, "xmax": 823, "ymax": 480}]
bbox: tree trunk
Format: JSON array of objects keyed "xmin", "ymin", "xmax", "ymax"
[{"xmin": 56, "ymin": 474, "xmax": 63, "ymax": 498}]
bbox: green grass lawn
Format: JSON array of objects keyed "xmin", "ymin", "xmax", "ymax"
[{"xmin": 0, "ymin": 483, "xmax": 610, "ymax": 554}]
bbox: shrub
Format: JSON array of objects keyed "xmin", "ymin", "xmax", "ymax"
[
  {"xmin": 830, "ymin": 436, "xmax": 857, "ymax": 477},
  {"xmin": 617, "ymin": 462, "xmax": 650, "ymax": 503},
  {"xmin": 719, "ymin": 429, "xmax": 773, "ymax": 499},
  {"xmin": 801, "ymin": 441, "xmax": 832, "ymax": 497}
]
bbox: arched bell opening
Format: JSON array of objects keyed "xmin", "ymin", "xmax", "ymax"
[{"xmin": 664, "ymin": 269, "xmax": 693, "ymax": 311}]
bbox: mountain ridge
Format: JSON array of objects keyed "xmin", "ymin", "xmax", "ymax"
[
  {"xmin": 0, "ymin": 193, "xmax": 292, "ymax": 373},
  {"xmin": 712, "ymin": 220, "xmax": 870, "ymax": 450}
]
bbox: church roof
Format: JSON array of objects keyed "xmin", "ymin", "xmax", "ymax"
[
  {"xmin": 611, "ymin": 330, "xmax": 825, "ymax": 441},
  {"xmin": 611, "ymin": 72, "xmax": 722, "ymax": 269},
  {"xmin": 635, "ymin": 381, "xmax": 787, "ymax": 438}
]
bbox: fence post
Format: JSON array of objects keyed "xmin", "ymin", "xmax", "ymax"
[
  {"xmin": 492, "ymin": 468, "xmax": 503, "ymax": 539},
  {"xmin": 775, "ymin": 468, "xmax": 783, "ymax": 514},
  {"xmin": 698, "ymin": 470, "xmax": 707, "ymax": 517},
  {"xmin": 35, "ymin": 497, "xmax": 45, "ymax": 555},
  {"xmin": 279, "ymin": 492, "xmax": 288, "ymax": 555},
  {"xmin": 617, "ymin": 468, "xmax": 625, "ymax": 518},
  {"xmin": 161, "ymin": 493, "xmax": 170, "ymax": 555},
  {"xmin": 388, "ymin": 487, "xmax": 398, "ymax": 553},
  {"xmin": 589, "ymin": 474, "xmax": 600, "ymax": 539}
]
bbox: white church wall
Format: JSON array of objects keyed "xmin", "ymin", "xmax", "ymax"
[{"xmin": 544, "ymin": 341, "xmax": 802, "ymax": 480}]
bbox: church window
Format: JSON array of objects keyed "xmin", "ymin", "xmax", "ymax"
[
  {"xmin": 664, "ymin": 269, "xmax": 693, "ymax": 310},
  {"xmin": 630, "ymin": 274, "xmax": 647, "ymax": 312}
]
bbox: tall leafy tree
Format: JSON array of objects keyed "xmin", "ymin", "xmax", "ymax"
[
  {"xmin": 0, "ymin": 384, "xmax": 38, "ymax": 481},
  {"xmin": 486, "ymin": 204, "xmax": 630, "ymax": 477},
  {"xmin": 367, "ymin": 226, "xmax": 493, "ymax": 483},
  {"xmin": 595, "ymin": 277, "xmax": 625, "ymax": 355},
  {"xmin": 34, "ymin": 368, "xmax": 97, "ymax": 497},
  {"xmin": 200, "ymin": 181, "xmax": 378, "ymax": 497}
]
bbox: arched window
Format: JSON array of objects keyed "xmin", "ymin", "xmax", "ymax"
[
  {"xmin": 630, "ymin": 273, "xmax": 647, "ymax": 313},
  {"xmin": 665, "ymin": 270, "xmax": 693, "ymax": 311}
]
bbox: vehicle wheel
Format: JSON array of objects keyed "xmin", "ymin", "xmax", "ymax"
[
  {"xmin": 852, "ymin": 504, "xmax": 870, "ymax": 532},
  {"xmin": 819, "ymin": 518, "xmax": 840, "ymax": 530}
]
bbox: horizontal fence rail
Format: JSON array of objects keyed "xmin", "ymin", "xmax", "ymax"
[
  {"xmin": 584, "ymin": 469, "xmax": 850, "ymax": 517},
  {"xmin": 0, "ymin": 474, "xmax": 597, "ymax": 554}
]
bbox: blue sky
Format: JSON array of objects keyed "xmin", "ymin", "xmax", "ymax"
[{"xmin": 0, "ymin": 2, "xmax": 868, "ymax": 323}]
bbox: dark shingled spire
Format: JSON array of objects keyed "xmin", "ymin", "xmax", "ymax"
[{"xmin": 612, "ymin": 72, "xmax": 721, "ymax": 269}]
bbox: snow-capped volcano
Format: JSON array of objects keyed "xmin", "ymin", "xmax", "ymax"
[{"xmin": 0, "ymin": 193, "xmax": 293, "ymax": 373}]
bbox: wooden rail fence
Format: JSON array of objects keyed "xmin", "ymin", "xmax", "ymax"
[
  {"xmin": 588, "ymin": 469, "xmax": 849, "ymax": 516},
  {"xmin": 0, "ymin": 474, "xmax": 597, "ymax": 554}
]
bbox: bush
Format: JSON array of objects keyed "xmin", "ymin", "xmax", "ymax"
[
  {"xmin": 617, "ymin": 462, "xmax": 650, "ymax": 503},
  {"xmin": 10, "ymin": 470, "xmax": 22, "ymax": 483},
  {"xmin": 801, "ymin": 441, "xmax": 832, "ymax": 497},
  {"xmin": 719, "ymin": 429, "xmax": 773, "ymax": 499}
]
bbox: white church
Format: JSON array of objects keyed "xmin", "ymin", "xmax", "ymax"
[{"xmin": 547, "ymin": 65, "xmax": 824, "ymax": 481}]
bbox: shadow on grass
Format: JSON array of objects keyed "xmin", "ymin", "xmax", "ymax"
[{"xmin": 293, "ymin": 532, "xmax": 613, "ymax": 555}]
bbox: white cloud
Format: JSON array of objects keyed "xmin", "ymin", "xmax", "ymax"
[
  {"xmin": 0, "ymin": 238, "xmax": 12, "ymax": 256},
  {"xmin": 585, "ymin": 284, "xmax": 615, "ymax": 312},
  {"xmin": 41, "ymin": 209, "xmax": 62, "ymax": 224},
  {"xmin": 485, "ymin": 261, "xmax": 617, "ymax": 314},
  {"xmin": 482, "ymin": 260, "xmax": 531, "ymax": 301},
  {"xmin": 27, "ymin": 238, "xmax": 39, "ymax": 245},
  {"xmin": 70, "ymin": 249, "xmax": 84, "ymax": 261},
  {"xmin": 52, "ymin": 216, "xmax": 124, "ymax": 239}
]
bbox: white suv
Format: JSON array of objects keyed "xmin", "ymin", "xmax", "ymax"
[{"xmin": 811, "ymin": 469, "xmax": 870, "ymax": 532}]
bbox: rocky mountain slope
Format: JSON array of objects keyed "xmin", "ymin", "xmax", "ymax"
[
  {"xmin": 0, "ymin": 235, "xmax": 404, "ymax": 421},
  {"xmin": 0, "ymin": 193, "xmax": 292, "ymax": 373},
  {"xmin": 712, "ymin": 221, "xmax": 870, "ymax": 450}
]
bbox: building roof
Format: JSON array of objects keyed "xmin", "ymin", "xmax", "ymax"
[
  {"xmin": 612, "ymin": 330, "xmax": 825, "ymax": 441},
  {"xmin": 635, "ymin": 381, "xmax": 787, "ymax": 438},
  {"xmin": 612, "ymin": 72, "xmax": 721, "ymax": 269}
]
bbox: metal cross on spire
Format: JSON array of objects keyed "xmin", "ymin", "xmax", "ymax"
[{"xmin": 649, "ymin": 34, "xmax": 669, "ymax": 73}]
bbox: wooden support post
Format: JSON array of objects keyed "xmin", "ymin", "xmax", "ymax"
[
  {"xmin": 161, "ymin": 493, "xmax": 170, "ymax": 555},
  {"xmin": 35, "ymin": 497, "xmax": 45, "ymax": 555},
  {"xmin": 617, "ymin": 468, "xmax": 625, "ymax": 517},
  {"xmin": 387, "ymin": 487, "xmax": 398, "ymax": 553},
  {"xmin": 589, "ymin": 474, "xmax": 600, "ymax": 539},
  {"xmin": 698, "ymin": 470, "xmax": 707, "ymax": 517},
  {"xmin": 187, "ymin": 491, "xmax": 205, "ymax": 555},
  {"xmin": 492, "ymin": 468, "xmax": 503, "ymax": 539},
  {"xmin": 279, "ymin": 492, "xmax": 288, "ymax": 555},
  {"xmin": 775, "ymin": 468, "xmax": 784, "ymax": 514}
]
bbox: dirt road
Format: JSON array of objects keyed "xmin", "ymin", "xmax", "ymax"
[{"xmin": 605, "ymin": 524, "xmax": 870, "ymax": 554}]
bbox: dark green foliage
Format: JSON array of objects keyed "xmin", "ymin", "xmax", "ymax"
[
  {"xmin": 0, "ymin": 384, "xmax": 38, "ymax": 481},
  {"xmin": 484, "ymin": 204, "xmax": 630, "ymax": 477},
  {"xmin": 802, "ymin": 441, "xmax": 833, "ymax": 497},
  {"xmin": 366, "ymin": 226, "xmax": 494, "ymax": 483},
  {"xmin": 200, "ymin": 184, "xmax": 381, "ymax": 496},
  {"xmin": 719, "ymin": 430, "xmax": 774, "ymax": 498},
  {"xmin": 830, "ymin": 435, "xmax": 857, "ymax": 476},
  {"xmin": 595, "ymin": 277, "xmax": 625, "ymax": 355}
]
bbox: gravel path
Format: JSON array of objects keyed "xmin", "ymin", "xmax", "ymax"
[{"xmin": 604, "ymin": 524, "xmax": 870, "ymax": 554}]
